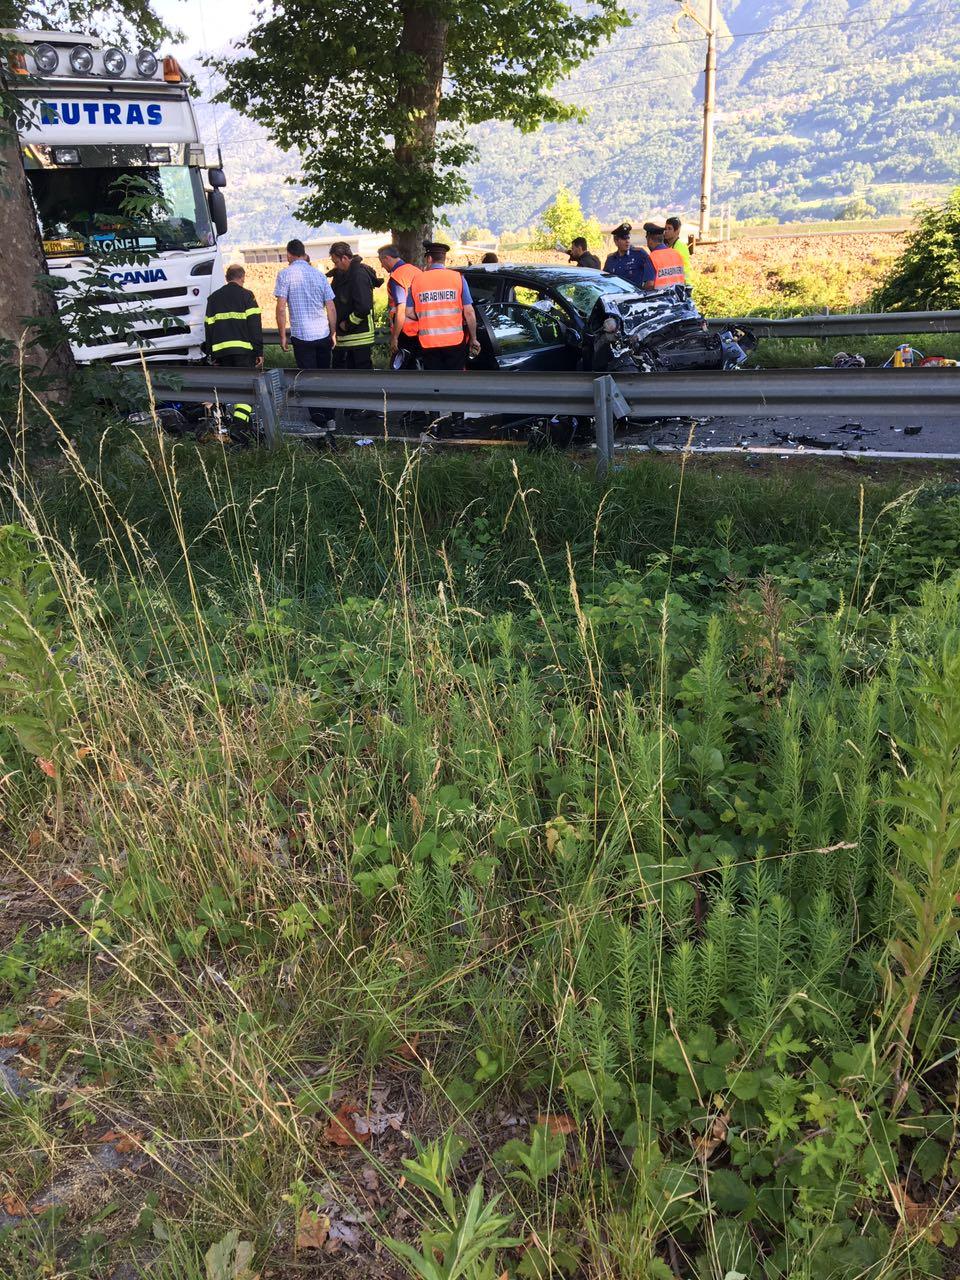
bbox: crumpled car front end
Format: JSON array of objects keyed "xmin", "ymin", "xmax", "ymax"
[{"xmin": 586, "ymin": 285, "xmax": 755, "ymax": 373}]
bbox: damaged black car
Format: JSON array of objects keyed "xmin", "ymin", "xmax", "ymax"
[{"xmin": 460, "ymin": 264, "xmax": 754, "ymax": 374}]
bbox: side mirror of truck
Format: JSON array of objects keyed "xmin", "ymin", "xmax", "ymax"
[
  {"xmin": 208, "ymin": 188, "xmax": 228, "ymax": 237},
  {"xmin": 208, "ymin": 167, "xmax": 227, "ymax": 189}
]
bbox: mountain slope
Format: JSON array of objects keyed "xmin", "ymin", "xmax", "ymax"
[
  {"xmin": 196, "ymin": 0, "xmax": 960, "ymax": 245},
  {"xmin": 461, "ymin": 0, "xmax": 960, "ymax": 231}
]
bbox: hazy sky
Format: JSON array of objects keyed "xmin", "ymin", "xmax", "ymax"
[{"xmin": 153, "ymin": 0, "xmax": 258, "ymax": 58}]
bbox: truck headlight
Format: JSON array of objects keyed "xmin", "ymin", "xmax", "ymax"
[
  {"xmin": 103, "ymin": 47, "xmax": 127, "ymax": 77},
  {"xmin": 33, "ymin": 43, "xmax": 59, "ymax": 73},
  {"xmin": 136, "ymin": 48, "xmax": 158, "ymax": 77},
  {"xmin": 69, "ymin": 45, "xmax": 94, "ymax": 74}
]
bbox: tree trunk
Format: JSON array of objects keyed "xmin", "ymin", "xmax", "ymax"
[
  {"xmin": 0, "ymin": 126, "xmax": 74, "ymax": 382},
  {"xmin": 392, "ymin": 0, "xmax": 447, "ymax": 268},
  {"xmin": 394, "ymin": 224, "xmax": 431, "ymax": 268}
]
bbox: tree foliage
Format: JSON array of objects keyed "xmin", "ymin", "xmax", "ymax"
[
  {"xmin": 872, "ymin": 187, "xmax": 960, "ymax": 312},
  {"xmin": 837, "ymin": 196, "xmax": 877, "ymax": 221},
  {"xmin": 532, "ymin": 186, "xmax": 602, "ymax": 249},
  {"xmin": 0, "ymin": 1, "xmax": 166, "ymax": 42},
  {"xmin": 210, "ymin": 0, "xmax": 626, "ymax": 252}
]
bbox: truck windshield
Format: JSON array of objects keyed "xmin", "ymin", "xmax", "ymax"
[{"xmin": 27, "ymin": 165, "xmax": 213, "ymax": 256}]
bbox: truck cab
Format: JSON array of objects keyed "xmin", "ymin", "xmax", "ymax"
[{"xmin": 6, "ymin": 29, "xmax": 227, "ymax": 363}]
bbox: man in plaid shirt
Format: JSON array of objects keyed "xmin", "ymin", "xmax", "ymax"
[{"xmin": 274, "ymin": 238, "xmax": 339, "ymax": 434}]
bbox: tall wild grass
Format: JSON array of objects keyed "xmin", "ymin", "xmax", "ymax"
[{"xmin": 0, "ymin": 424, "xmax": 958, "ymax": 1279}]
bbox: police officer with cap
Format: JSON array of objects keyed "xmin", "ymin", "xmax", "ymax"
[
  {"xmin": 403, "ymin": 241, "xmax": 480, "ymax": 371},
  {"xmin": 643, "ymin": 221, "xmax": 686, "ymax": 289},
  {"xmin": 603, "ymin": 223, "xmax": 655, "ymax": 289}
]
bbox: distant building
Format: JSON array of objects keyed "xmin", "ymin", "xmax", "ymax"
[{"xmin": 239, "ymin": 233, "xmax": 386, "ymax": 265}]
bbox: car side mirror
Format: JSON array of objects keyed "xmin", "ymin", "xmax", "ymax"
[
  {"xmin": 208, "ymin": 189, "xmax": 228, "ymax": 237},
  {"xmin": 208, "ymin": 167, "xmax": 227, "ymax": 189}
]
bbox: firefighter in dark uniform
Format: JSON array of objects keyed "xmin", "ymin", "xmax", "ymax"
[
  {"xmin": 328, "ymin": 241, "xmax": 382, "ymax": 369},
  {"xmin": 203, "ymin": 264, "xmax": 263, "ymax": 443}
]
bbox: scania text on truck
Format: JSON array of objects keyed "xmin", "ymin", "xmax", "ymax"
[{"xmin": 4, "ymin": 30, "xmax": 227, "ymax": 363}]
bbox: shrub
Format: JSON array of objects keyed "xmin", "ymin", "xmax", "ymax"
[
  {"xmin": 871, "ymin": 186, "xmax": 960, "ymax": 311},
  {"xmin": 532, "ymin": 187, "xmax": 602, "ymax": 251}
]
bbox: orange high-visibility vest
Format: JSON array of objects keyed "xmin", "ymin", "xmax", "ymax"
[
  {"xmin": 649, "ymin": 245, "xmax": 686, "ymax": 288},
  {"xmin": 389, "ymin": 261, "xmax": 421, "ymax": 337},
  {"xmin": 410, "ymin": 267, "xmax": 465, "ymax": 348}
]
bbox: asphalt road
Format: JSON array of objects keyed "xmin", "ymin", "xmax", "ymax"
[
  {"xmin": 616, "ymin": 411, "xmax": 959, "ymax": 457},
  {"xmin": 277, "ymin": 402, "xmax": 960, "ymax": 460}
]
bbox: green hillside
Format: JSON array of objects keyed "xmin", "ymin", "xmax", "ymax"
[{"xmin": 199, "ymin": 0, "xmax": 960, "ymax": 245}]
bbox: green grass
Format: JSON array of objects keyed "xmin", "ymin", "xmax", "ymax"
[
  {"xmin": 751, "ymin": 332, "xmax": 960, "ymax": 368},
  {"xmin": 1, "ymin": 430, "xmax": 959, "ymax": 1280},
  {"xmin": 730, "ymin": 216, "xmax": 914, "ymax": 238}
]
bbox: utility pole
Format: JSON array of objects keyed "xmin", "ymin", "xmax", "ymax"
[
  {"xmin": 675, "ymin": 0, "xmax": 719, "ymax": 241},
  {"xmin": 700, "ymin": 0, "xmax": 717, "ymax": 240}
]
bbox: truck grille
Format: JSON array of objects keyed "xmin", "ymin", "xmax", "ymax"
[
  {"xmin": 85, "ymin": 315, "xmax": 192, "ymax": 348},
  {"xmin": 97, "ymin": 343, "xmax": 196, "ymax": 365},
  {"xmin": 89, "ymin": 285, "xmax": 191, "ymax": 304}
]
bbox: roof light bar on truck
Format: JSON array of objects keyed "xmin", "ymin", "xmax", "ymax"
[
  {"xmin": 32, "ymin": 42, "xmax": 58, "ymax": 72},
  {"xmin": 136, "ymin": 48, "xmax": 158, "ymax": 77},
  {"xmin": 103, "ymin": 47, "xmax": 126, "ymax": 76},
  {"xmin": 68, "ymin": 44, "xmax": 93, "ymax": 74}
]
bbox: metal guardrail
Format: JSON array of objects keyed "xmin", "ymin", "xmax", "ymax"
[
  {"xmin": 261, "ymin": 311, "xmax": 960, "ymax": 348},
  {"xmin": 148, "ymin": 365, "xmax": 960, "ymax": 476},
  {"xmin": 706, "ymin": 310, "xmax": 960, "ymax": 338}
]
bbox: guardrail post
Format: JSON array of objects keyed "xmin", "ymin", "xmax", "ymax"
[
  {"xmin": 255, "ymin": 372, "xmax": 280, "ymax": 449},
  {"xmin": 593, "ymin": 375, "xmax": 615, "ymax": 477},
  {"xmin": 593, "ymin": 375, "xmax": 631, "ymax": 478}
]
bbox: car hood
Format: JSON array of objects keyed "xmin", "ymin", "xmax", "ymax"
[{"xmin": 592, "ymin": 285, "xmax": 704, "ymax": 343}]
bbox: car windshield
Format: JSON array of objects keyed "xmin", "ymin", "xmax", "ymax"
[
  {"xmin": 27, "ymin": 165, "xmax": 213, "ymax": 255},
  {"xmin": 554, "ymin": 275, "xmax": 644, "ymax": 319}
]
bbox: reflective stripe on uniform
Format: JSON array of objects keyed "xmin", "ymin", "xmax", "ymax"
[
  {"xmin": 205, "ymin": 308, "xmax": 261, "ymax": 324},
  {"xmin": 232, "ymin": 403, "xmax": 253, "ymax": 422},
  {"xmin": 336, "ymin": 313, "xmax": 375, "ymax": 347},
  {"xmin": 211, "ymin": 339, "xmax": 254, "ymax": 352}
]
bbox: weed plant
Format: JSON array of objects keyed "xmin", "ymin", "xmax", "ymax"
[{"xmin": 0, "ymin": 425, "xmax": 959, "ymax": 1280}]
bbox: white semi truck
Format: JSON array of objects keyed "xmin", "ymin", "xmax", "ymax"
[{"xmin": 6, "ymin": 29, "xmax": 227, "ymax": 363}]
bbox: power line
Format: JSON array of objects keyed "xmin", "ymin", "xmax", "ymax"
[
  {"xmin": 212, "ymin": 40, "xmax": 955, "ymax": 138},
  {"xmin": 586, "ymin": 2, "xmax": 930, "ymax": 61},
  {"xmin": 195, "ymin": 4, "xmax": 958, "ymax": 143}
]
